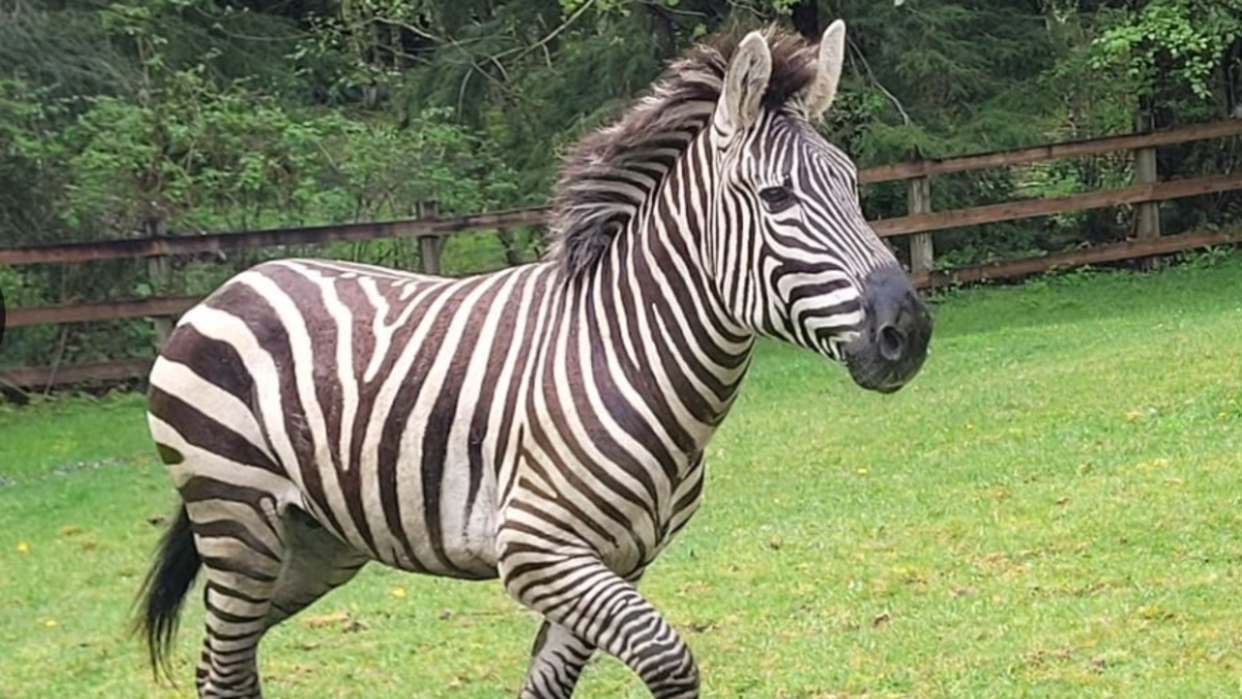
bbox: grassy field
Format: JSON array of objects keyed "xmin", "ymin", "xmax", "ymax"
[{"xmin": 2, "ymin": 255, "xmax": 1241, "ymax": 698}]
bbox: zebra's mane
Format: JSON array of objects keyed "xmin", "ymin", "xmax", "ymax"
[{"xmin": 546, "ymin": 27, "xmax": 821, "ymax": 278}]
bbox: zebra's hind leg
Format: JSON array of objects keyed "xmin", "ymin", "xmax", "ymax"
[
  {"xmin": 501, "ymin": 551, "xmax": 698, "ymax": 699},
  {"xmin": 519, "ymin": 621, "xmax": 596, "ymax": 698},
  {"xmin": 188, "ymin": 492, "xmax": 286, "ymax": 698},
  {"xmin": 264, "ymin": 505, "xmax": 370, "ymax": 627},
  {"xmin": 191, "ymin": 501, "xmax": 368, "ymax": 698}
]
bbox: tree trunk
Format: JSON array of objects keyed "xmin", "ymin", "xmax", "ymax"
[
  {"xmin": 497, "ymin": 228, "xmax": 524, "ymax": 267},
  {"xmin": 791, "ymin": 0, "xmax": 820, "ymax": 39},
  {"xmin": 645, "ymin": 3, "xmax": 675, "ymax": 59}
]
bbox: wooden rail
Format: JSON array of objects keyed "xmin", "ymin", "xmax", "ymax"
[
  {"xmin": 2, "ymin": 120, "xmax": 1241, "ymax": 389},
  {"xmin": 872, "ymin": 172, "xmax": 1242, "ymax": 237},
  {"xmin": 860, "ymin": 119, "xmax": 1242, "ymax": 183},
  {"xmin": 910, "ymin": 229, "xmax": 1240, "ymax": 288},
  {"xmin": 0, "ymin": 207, "xmax": 550, "ymax": 266},
  {"xmin": 0, "ymin": 359, "xmax": 153, "ymax": 390},
  {"xmin": 5, "ymin": 297, "xmax": 201, "ymax": 328}
]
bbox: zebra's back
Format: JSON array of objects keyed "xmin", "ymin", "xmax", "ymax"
[{"xmin": 148, "ymin": 258, "xmax": 558, "ymax": 580}]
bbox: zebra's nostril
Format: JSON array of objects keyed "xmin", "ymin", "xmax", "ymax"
[{"xmin": 878, "ymin": 324, "xmax": 905, "ymax": 362}]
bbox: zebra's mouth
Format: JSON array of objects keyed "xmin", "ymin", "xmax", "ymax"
[
  {"xmin": 844, "ymin": 351, "xmax": 925, "ymax": 393},
  {"xmin": 840, "ymin": 265, "xmax": 932, "ymax": 393}
]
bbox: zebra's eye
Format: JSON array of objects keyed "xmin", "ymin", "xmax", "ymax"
[{"xmin": 758, "ymin": 185, "xmax": 796, "ymax": 212}]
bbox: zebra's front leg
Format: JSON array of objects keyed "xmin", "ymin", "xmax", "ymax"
[
  {"xmin": 519, "ymin": 568, "xmax": 649, "ymax": 698},
  {"xmin": 519, "ymin": 621, "xmax": 596, "ymax": 698},
  {"xmin": 502, "ymin": 552, "xmax": 697, "ymax": 699}
]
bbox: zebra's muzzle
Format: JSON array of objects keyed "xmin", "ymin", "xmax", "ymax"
[{"xmin": 844, "ymin": 265, "xmax": 932, "ymax": 393}]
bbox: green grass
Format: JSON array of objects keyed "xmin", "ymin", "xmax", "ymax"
[{"xmin": 2, "ymin": 256, "xmax": 1242, "ymax": 698}]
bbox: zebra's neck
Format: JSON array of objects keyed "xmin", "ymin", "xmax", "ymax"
[{"xmin": 559, "ymin": 133, "xmax": 755, "ymax": 458}]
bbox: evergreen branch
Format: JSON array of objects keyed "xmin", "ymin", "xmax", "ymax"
[
  {"xmin": 493, "ymin": 0, "xmax": 598, "ymax": 63},
  {"xmin": 848, "ymin": 35, "xmax": 912, "ymax": 126}
]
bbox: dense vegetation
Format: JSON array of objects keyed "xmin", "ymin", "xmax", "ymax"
[{"xmin": 1, "ymin": 0, "xmax": 1240, "ymax": 368}]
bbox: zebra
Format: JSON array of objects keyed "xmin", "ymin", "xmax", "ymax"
[{"xmin": 138, "ymin": 22, "xmax": 931, "ymax": 699}]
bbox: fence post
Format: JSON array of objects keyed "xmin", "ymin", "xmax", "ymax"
[
  {"xmin": 417, "ymin": 199, "xmax": 444, "ymax": 276},
  {"xmin": 496, "ymin": 227, "xmax": 523, "ymax": 267},
  {"xmin": 1135, "ymin": 147, "xmax": 1160, "ymax": 241},
  {"xmin": 908, "ymin": 175, "xmax": 934, "ymax": 273},
  {"xmin": 146, "ymin": 216, "xmax": 174, "ymax": 348},
  {"xmin": 1133, "ymin": 110, "xmax": 1161, "ymax": 270}
]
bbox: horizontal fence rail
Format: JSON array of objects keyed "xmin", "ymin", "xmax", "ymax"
[
  {"xmin": 5, "ymin": 297, "xmax": 202, "ymax": 328},
  {"xmin": 872, "ymin": 171, "xmax": 1242, "ymax": 237},
  {"xmin": 911, "ymin": 229, "xmax": 1240, "ymax": 288},
  {"xmin": 0, "ymin": 207, "xmax": 550, "ymax": 266},
  {"xmin": 3, "ymin": 120, "xmax": 1241, "ymax": 389},
  {"xmin": 0, "ymin": 359, "xmax": 154, "ymax": 389},
  {"xmin": 860, "ymin": 119, "xmax": 1242, "ymax": 183}
]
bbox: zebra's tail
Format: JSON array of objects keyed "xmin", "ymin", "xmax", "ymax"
[{"xmin": 135, "ymin": 504, "xmax": 201, "ymax": 679}]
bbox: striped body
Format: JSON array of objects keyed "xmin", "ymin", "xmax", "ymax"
[{"xmin": 150, "ymin": 242, "xmax": 735, "ymax": 584}]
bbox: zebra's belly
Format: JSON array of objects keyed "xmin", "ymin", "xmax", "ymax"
[{"xmin": 318, "ymin": 448, "xmax": 503, "ymax": 581}]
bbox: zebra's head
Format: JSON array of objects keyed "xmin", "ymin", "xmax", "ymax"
[{"xmin": 707, "ymin": 23, "xmax": 932, "ymax": 393}]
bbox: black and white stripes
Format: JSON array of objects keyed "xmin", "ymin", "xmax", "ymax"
[{"xmin": 137, "ymin": 23, "xmax": 931, "ymax": 699}]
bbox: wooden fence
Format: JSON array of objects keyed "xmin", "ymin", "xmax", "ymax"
[{"xmin": 2, "ymin": 120, "xmax": 1241, "ymax": 390}]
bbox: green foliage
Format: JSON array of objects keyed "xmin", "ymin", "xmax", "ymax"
[
  {"xmin": 1046, "ymin": 0, "xmax": 1242, "ymax": 135},
  {"xmin": 0, "ymin": 79, "xmax": 65, "ymax": 247},
  {"xmin": 1089, "ymin": 0, "xmax": 1242, "ymax": 102},
  {"xmin": 4, "ymin": 0, "xmax": 1239, "ymax": 250},
  {"xmin": 0, "ymin": 0, "xmax": 524, "ymax": 369},
  {"xmin": 59, "ymin": 81, "xmax": 518, "ymax": 236}
]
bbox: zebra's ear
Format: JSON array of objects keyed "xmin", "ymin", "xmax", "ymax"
[
  {"xmin": 802, "ymin": 20, "xmax": 847, "ymax": 119},
  {"xmin": 714, "ymin": 31, "xmax": 772, "ymax": 144}
]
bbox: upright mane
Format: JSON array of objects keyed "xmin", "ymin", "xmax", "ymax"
[{"xmin": 546, "ymin": 26, "xmax": 822, "ymax": 277}]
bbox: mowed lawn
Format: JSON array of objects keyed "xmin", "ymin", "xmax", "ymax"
[{"xmin": 2, "ymin": 256, "xmax": 1241, "ymax": 699}]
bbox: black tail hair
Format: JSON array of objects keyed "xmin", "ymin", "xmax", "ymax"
[{"xmin": 134, "ymin": 504, "xmax": 201, "ymax": 680}]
